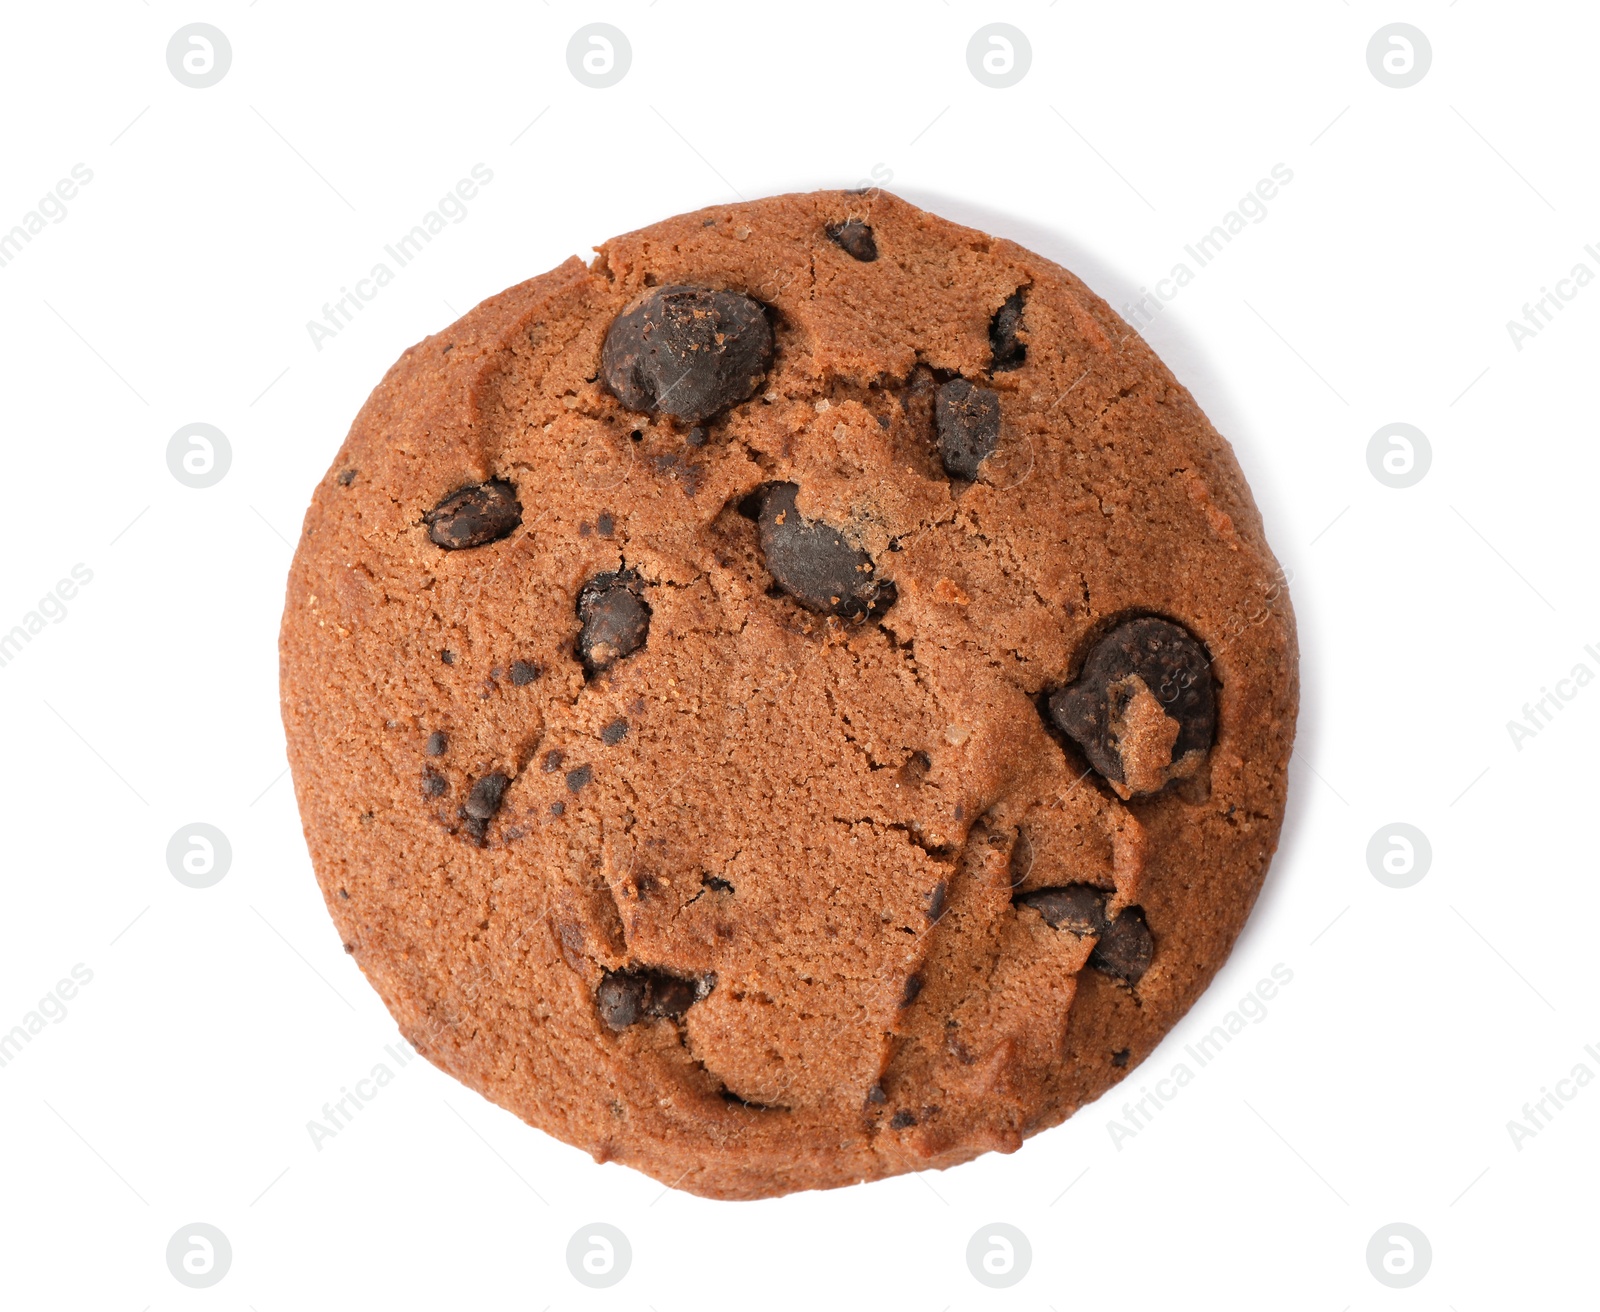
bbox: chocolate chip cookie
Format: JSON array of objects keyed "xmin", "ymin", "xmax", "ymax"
[{"xmin": 279, "ymin": 190, "xmax": 1298, "ymax": 1200}]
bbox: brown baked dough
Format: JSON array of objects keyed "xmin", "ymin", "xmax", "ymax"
[{"xmin": 279, "ymin": 190, "xmax": 1298, "ymax": 1200}]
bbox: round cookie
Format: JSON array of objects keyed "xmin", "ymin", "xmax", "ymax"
[{"xmin": 279, "ymin": 189, "xmax": 1298, "ymax": 1200}]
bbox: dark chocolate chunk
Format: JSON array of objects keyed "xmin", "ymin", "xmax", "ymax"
[
  {"xmin": 646, "ymin": 973, "xmax": 698, "ymax": 1018},
  {"xmin": 934, "ymin": 379, "xmax": 1001, "ymax": 480},
  {"xmin": 509, "ymin": 660, "xmax": 540, "ymax": 686},
  {"xmin": 576, "ymin": 570, "xmax": 651, "ymax": 674},
  {"xmin": 757, "ymin": 482, "xmax": 895, "ymax": 620},
  {"xmin": 550, "ymin": 801, "xmax": 565, "ymax": 817},
  {"xmin": 867, "ymin": 1083, "xmax": 888, "ymax": 1105},
  {"xmin": 543, "ymin": 749, "xmax": 564, "ymax": 772},
  {"xmin": 889, "ymin": 1109, "xmax": 918, "ymax": 1129},
  {"xmin": 595, "ymin": 966, "xmax": 712, "ymax": 1030},
  {"xmin": 421, "ymin": 769, "xmax": 447, "ymax": 797},
  {"xmin": 1016, "ymin": 884, "xmax": 1109, "ymax": 937},
  {"xmin": 336, "ymin": 468, "xmax": 356, "ymax": 486},
  {"xmin": 595, "ymin": 971, "xmax": 645, "ymax": 1030},
  {"xmin": 565, "ymin": 764, "xmax": 593, "ymax": 793},
  {"xmin": 990, "ymin": 288, "xmax": 1028, "ymax": 372},
  {"xmin": 440, "ymin": 650, "xmax": 455, "ymax": 665},
  {"xmin": 826, "ymin": 219, "xmax": 878, "ymax": 262},
  {"xmin": 596, "ymin": 511, "xmax": 615, "ymax": 537},
  {"xmin": 1111, "ymin": 1048, "xmax": 1131, "ymax": 1067},
  {"xmin": 600, "ymin": 285, "xmax": 774, "ymax": 425},
  {"xmin": 701, "ymin": 873, "xmax": 734, "ymax": 893},
  {"xmin": 464, "ymin": 772, "xmax": 510, "ymax": 821},
  {"xmin": 1090, "ymin": 907, "xmax": 1155, "ymax": 985},
  {"xmin": 926, "ymin": 880, "xmax": 948, "ymax": 922},
  {"xmin": 900, "ymin": 975, "xmax": 923, "ymax": 1007},
  {"xmin": 424, "ymin": 479, "xmax": 522, "ymax": 549},
  {"xmin": 601, "ymin": 718, "xmax": 629, "ymax": 746},
  {"xmin": 1047, "ymin": 616, "xmax": 1216, "ymax": 792},
  {"xmin": 424, "ymin": 731, "xmax": 448, "ymax": 757}
]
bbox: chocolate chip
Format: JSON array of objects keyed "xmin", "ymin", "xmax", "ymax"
[
  {"xmin": 990, "ymin": 288, "xmax": 1028, "ymax": 372},
  {"xmin": 926, "ymin": 881, "xmax": 947, "ymax": 922},
  {"xmin": 685, "ymin": 426, "xmax": 707, "ymax": 448},
  {"xmin": 1090, "ymin": 907, "xmax": 1155, "ymax": 985},
  {"xmin": 601, "ymin": 285, "xmax": 774, "ymax": 425},
  {"xmin": 464, "ymin": 772, "xmax": 510, "ymax": 821},
  {"xmin": 336, "ymin": 468, "xmax": 356, "ymax": 486},
  {"xmin": 440, "ymin": 650, "xmax": 455, "ymax": 665},
  {"xmin": 596, "ymin": 972, "xmax": 645, "ymax": 1029},
  {"xmin": 1047, "ymin": 617, "xmax": 1216, "ymax": 794},
  {"xmin": 566, "ymin": 764, "xmax": 593, "ymax": 793},
  {"xmin": 648, "ymin": 974, "xmax": 698, "ymax": 1017},
  {"xmin": 1016, "ymin": 884, "xmax": 1109, "ymax": 936},
  {"xmin": 509, "ymin": 660, "xmax": 540, "ymax": 686},
  {"xmin": 889, "ymin": 1109, "xmax": 917, "ymax": 1129},
  {"xmin": 701, "ymin": 873, "xmax": 734, "ymax": 893},
  {"xmin": 421, "ymin": 769, "xmax": 447, "ymax": 797},
  {"xmin": 757, "ymin": 482, "xmax": 895, "ymax": 620},
  {"xmin": 596, "ymin": 511, "xmax": 615, "ymax": 537},
  {"xmin": 596, "ymin": 966, "xmax": 712, "ymax": 1030},
  {"xmin": 576, "ymin": 570, "xmax": 651, "ymax": 674},
  {"xmin": 601, "ymin": 718, "xmax": 629, "ymax": 745},
  {"xmin": 1111, "ymin": 1048, "xmax": 1130, "ymax": 1068},
  {"xmin": 867, "ymin": 1083, "xmax": 888, "ymax": 1105},
  {"xmin": 826, "ymin": 219, "xmax": 878, "ymax": 262},
  {"xmin": 424, "ymin": 479, "xmax": 522, "ymax": 549},
  {"xmin": 934, "ymin": 379, "xmax": 1001, "ymax": 480},
  {"xmin": 550, "ymin": 801, "xmax": 565, "ymax": 817},
  {"xmin": 543, "ymin": 749, "xmax": 564, "ymax": 773},
  {"xmin": 900, "ymin": 975, "xmax": 923, "ymax": 1007},
  {"xmin": 424, "ymin": 731, "xmax": 448, "ymax": 757}
]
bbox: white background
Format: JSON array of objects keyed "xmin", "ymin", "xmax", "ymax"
[{"xmin": 1, "ymin": 2, "xmax": 1595, "ymax": 1307}]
